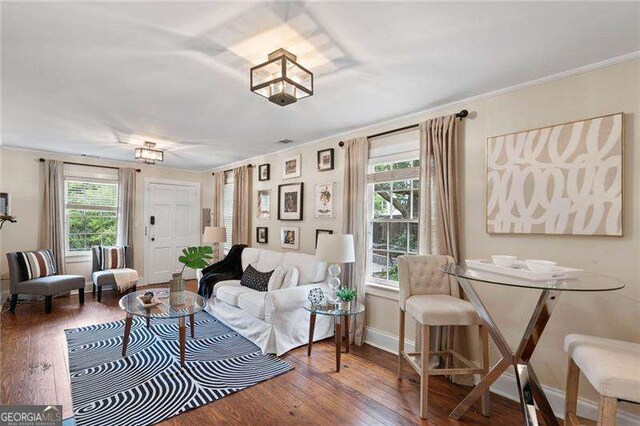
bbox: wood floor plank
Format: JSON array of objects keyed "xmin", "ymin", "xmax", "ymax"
[{"xmin": 1, "ymin": 280, "xmax": 539, "ymax": 425}]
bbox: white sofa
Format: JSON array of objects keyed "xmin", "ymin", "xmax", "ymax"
[{"xmin": 198, "ymin": 247, "xmax": 335, "ymax": 355}]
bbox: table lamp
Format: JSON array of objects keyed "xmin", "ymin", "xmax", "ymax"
[
  {"xmin": 315, "ymin": 234, "xmax": 355, "ymax": 303},
  {"xmin": 202, "ymin": 226, "xmax": 227, "ymax": 262}
]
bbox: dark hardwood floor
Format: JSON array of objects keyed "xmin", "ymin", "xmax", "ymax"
[{"xmin": 2, "ymin": 280, "xmax": 538, "ymax": 425}]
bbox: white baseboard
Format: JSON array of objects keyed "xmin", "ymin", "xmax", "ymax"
[{"xmin": 364, "ymin": 326, "xmax": 640, "ymax": 424}]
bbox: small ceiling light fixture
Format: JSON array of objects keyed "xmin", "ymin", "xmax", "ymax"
[
  {"xmin": 135, "ymin": 141, "xmax": 164, "ymax": 165},
  {"xmin": 250, "ymin": 48, "xmax": 313, "ymax": 107}
]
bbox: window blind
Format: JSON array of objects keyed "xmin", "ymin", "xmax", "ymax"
[
  {"xmin": 65, "ymin": 180, "xmax": 118, "ymax": 210},
  {"xmin": 368, "ymin": 127, "xmax": 419, "ymax": 165}
]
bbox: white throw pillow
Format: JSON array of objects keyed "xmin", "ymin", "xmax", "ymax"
[
  {"xmin": 267, "ymin": 266, "xmax": 286, "ymax": 291},
  {"xmin": 280, "ymin": 266, "xmax": 300, "ymax": 289}
]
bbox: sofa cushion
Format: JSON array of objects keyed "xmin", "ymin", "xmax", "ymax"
[
  {"xmin": 92, "ymin": 270, "xmax": 116, "ymax": 286},
  {"xmin": 18, "ymin": 275, "xmax": 85, "ymax": 296},
  {"xmin": 241, "ymin": 248, "xmax": 262, "ymax": 271},
  {"xmin": 241, "ymin": 264, "xmax": 272, "ymax": 292},
  {"xmin": 212, "ymin": 279, "xmax": 241, "ymax": 297},
  {"xmin": 100, "ymin": 246, "xmax": 126, "ymax": 270},
  {"xmin": 268, "ymin": 266, "xmax": 285, "ymax": 291},
  {"xmin": 238, "ymin": 291, "xmax": 268, "ymax": 320},
  {"xmin": 256, "ymin": 251, "xmax": 285, "ymax": 273},
  {"xmin": 280, "ymin": 266, "xmax": 299, "ymax": 289},
  {"xmin": 282, "ymin": 252, "xmax": 326, "ymax": 284},
  {"xmin": 217, "ymin": 285, "xmax": 255, "ymax": 307}
]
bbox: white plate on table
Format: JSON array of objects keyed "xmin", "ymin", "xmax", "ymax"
[{"xmin": 465, "ymin": 259, "xmax": 583, "ymax": 281}]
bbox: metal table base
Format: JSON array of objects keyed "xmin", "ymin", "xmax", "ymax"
[{"xmin": 450, "ymin": 277, "xmax": 561, "ymax": 426}]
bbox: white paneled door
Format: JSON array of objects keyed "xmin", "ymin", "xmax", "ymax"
[{"xmin": 146, "ymin": 181, "xmax": 200, "ymax": 284}]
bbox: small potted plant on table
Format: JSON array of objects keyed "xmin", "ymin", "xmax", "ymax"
[
  {"xmin": 335, "ymin": 288, "xmax": 357, "ymax": 311},
  {"xmin": 171, "ymin": 246, "xmax": 213, "ymax": 305}
]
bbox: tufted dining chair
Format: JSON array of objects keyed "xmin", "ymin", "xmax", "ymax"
[{"xmin": 397, "ymin": 254, "xmax": 489, "ymax": 419}]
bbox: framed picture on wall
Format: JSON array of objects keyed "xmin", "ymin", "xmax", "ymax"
[
  {"xmin": 282, "ymin": 154, "xmax": 301, "ymax": 179},
  {"xmin": 256, "ymin": 227, "xmax": 268, "ymax": 244},
  {"xmin": 315, "ymin": 229, "xmax": 333, "ymax": 248},
  {"xmin": 314, "ymin": 182, "xmax": 334, "ymax": 218},
  {"xmin": 317, "ymin": 148, "xmax": 334, "ymax": 171},
  {"xmin": 257, "ymin": 189, "xmax": 270, "ymax": 219},
  {"xmin": 278, "ymin": 182, "xmax": 303, "ymax": 220},
  {"xmin": 258, "ymin": 164, "xmax": 270, "ymax": 181},
  {"xmin": 280, "ymin": 226, "xmax": 299, "ymax": 250}
]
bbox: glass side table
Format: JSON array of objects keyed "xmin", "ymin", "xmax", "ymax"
[
  {"xmin": 119, "ymin": 287, "xmax": 206, "ymax": 367},
  {"xmin": 303, "ymin": 302, "xmax": 365, "ymax": 372},
  {"xmin": 441, "ymin": 263, "xmax": 625, "ymax": 425}
]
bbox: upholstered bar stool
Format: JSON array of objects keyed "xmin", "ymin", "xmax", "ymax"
[
  {"xmin": 397, "ymin": 254, "xmax": 489, "ymax": 419},
  {"xmin": 564, "ymin": 334, "xmax": 640, "ymax": 425}
]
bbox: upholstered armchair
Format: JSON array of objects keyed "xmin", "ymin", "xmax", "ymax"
[
  {"xmin": 6, "ymin": 251, "xmax": 85, "ymax": 314},
  {"xmin": 91, "ymin": 246, "xmax": 135, "ymax": 302},
  {"xmin": 397, "ymin": 254, "xmax": 489, "ymax": 419}
]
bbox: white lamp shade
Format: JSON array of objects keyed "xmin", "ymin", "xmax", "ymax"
[
  {"xmin": 316, "ymin": 234, "xmax": 355, "ymax": 263},
  {"xmin": 202, "ymin": 226, "xmax": 227, "ymax": 244}
]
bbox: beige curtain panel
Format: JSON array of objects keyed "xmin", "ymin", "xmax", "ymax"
[
  {"xmin": 40, "ymin": 160, "xmax": 66, "ymax": 274},
  {"xmin": 417, "ymin": 114, "xmax": 464, "ymax": 377},
  {"xmin": 117, "ymin": 168, "xmax": 136, "ymax": 267},
  {"xmin": 341, "ymin": 136, "xmax": 368, "ymax": 346},
  {"xmin": 232, "ymin": 165, "xmax": 251, "ymax": 245},
  {"xmin": 212, "ymin": 172, "xmax": 225, "ymax": 227}
]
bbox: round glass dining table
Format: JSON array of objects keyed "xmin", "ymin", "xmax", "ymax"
[{"xmin": 441, "ymin": 262, "xmax": 625, "ymax": 426}]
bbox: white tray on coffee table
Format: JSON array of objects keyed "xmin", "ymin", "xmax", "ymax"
[{"xmin": 465, "ymin": 259, "xmax": 583, "ymax": 281}]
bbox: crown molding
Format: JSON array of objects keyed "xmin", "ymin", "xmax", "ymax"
[{"xmin": 209, "ymin": 51, "xmax": 640, "ymax": 173}]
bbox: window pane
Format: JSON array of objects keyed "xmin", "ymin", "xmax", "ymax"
[
  {"xmin": 391, "ymin": 190, "xmax": 410, "ymax": 219},
  {"xmin": 413, "ymin": 159, "xmax": 420, "ymax": 168},
  {"xmin": 409, "ymin": 223, "xmax": 419, "ymax": 253},
  {"xmin": 374, "ymin": 182, "xmax": 390, "ymax": 191},
  {"xmin": 392, "ymin": 161, "xmax": 413, "ymax": 170},
  {"xmin": 392, "ymin": 180, "xmax": 410, "ymax": 190},
  {"xmin": 371, "ymin": 250, "xmax": 388, "ymax": 280},
  {"xmin": 372, "ymin": 222, "xmax": 387, "ymax": 250},
  {"xmin": 373, "ymin": 192, "xmax": 390, "ymax": 218},
  {"xmin": 389, "ymin": 223, "xmax": 408, "ymax": 252},
  {"xmin": 68, "ymin": 235, "xmax": 86, "ymax": 252},
  {"xmin": 374, "ymin": 163, "xmax": 391, "ymax": 173},
  {"xmin": 413, "ymin": 178, "xmax": 420, "ymax": 189},
  {"xmin": 388, "ymin": 252, "xmax": 404, "ymax": 282},
  {"xmin": 412, "ymin": 190, "xmax": 419, "ymax": 219}
]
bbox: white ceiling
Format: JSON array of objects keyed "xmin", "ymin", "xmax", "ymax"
[{"xmin": 2, "ymin": 2, "xmax": 639, "ymax": 171}]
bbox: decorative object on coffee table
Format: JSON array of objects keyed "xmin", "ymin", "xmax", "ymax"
[
  {"xmin": 307, "ymin": 287, "xmax": 324, "ymax": 306},
  {"xmin": 304, "ymin": 301, "xmax": 365, "ymax": 372},
  {"xmin": 336, "ymin": 288, "xmax": 357, "ymax": 311},
  {"xmin": 315, "ymin": 234, "xmax": 355, "ymax": 303},
  {"xmin": 174, "ymin": 246, "xmax": 213, "ymax": 304}
]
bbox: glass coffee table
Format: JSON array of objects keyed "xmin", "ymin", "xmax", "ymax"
[
  {"xmin": 304, "ymin": 302, "xmax": 365, "ymax": 372},
  {"xmin": 119, "ymin": 287, "xmax": 206, "ymax": 367}
]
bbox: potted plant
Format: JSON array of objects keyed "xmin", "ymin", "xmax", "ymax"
[
  {"xmin": 170, "ymin": 246, "xmax": 213, "ymax": 305},
  {"xmin": 335, "ymin": 287, "xmax": 357, "ymax": 311}
]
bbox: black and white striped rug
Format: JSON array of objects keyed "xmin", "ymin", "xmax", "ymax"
[{"xmin": 65, "ymin": 312, "xmax": 292, "ymax": 426}]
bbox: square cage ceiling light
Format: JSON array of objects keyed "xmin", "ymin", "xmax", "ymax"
[
  {"xmin": 250, "ymin": 48, "xmax": 313, "ymax": 107},
  {"xmin": 135, "ymin": 141, "xmax": 164, "ymax": 165}
]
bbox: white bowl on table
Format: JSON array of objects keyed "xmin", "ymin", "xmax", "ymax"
[
  {"xmin": 525, "ymin": 259, "xmax": 557, "ymax": 272},
  {"xmin": 491, "ymin": 255, "xmax": 517, "ymax": 268}
]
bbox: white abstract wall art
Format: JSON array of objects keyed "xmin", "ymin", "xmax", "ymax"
[{"xmin": 486, "ymin": 113, "xmax": 623, "ymax": 236}]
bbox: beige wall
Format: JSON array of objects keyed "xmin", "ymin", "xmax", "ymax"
[
  {"xmin": 204, "ymin": 59, "xmax": 639, "ymax": 410},
  {"xmin": 209, "ymin": 140, "xmax": 343, "ymax": 255},
  {"xmin": 0, "ymin": 149, "xmax": 203, "ymax": 286}
]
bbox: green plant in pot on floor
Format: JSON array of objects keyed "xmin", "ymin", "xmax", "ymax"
[
  {"xmin": 171, "ymin": 246, "xmax": 213, "ymax": 305},
  {"xmin": 336, "ymin": 288, "xmax": 357, "ymax": 311}
]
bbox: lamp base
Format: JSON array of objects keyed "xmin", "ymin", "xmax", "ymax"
[{"xmin": 327, "ymin": 263, "xmax": 341, "ymax": 303}]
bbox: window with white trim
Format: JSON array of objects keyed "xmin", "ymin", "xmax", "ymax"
[
  {"xmin": 366, "ymin": 128, "xmax": 420, "ymax": 287},
  {"xmin": 65, "ymin": 179, "xmax": 118, "ymax": 254},
  {"xmin": 222, "ymin": 171, "xmax": 234, "ymax": 253}
]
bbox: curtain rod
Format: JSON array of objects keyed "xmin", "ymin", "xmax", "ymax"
[
  {"xmin": 211, "ymin": 164, "xmax": 253, "ymax": 176},
  {"xmin": 39, "ymin": 158, "xmax": 141, "ymax": 172},
  {"xmin": 337, "ymin": 109, "xmax": 469, "ymax": 147}
]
